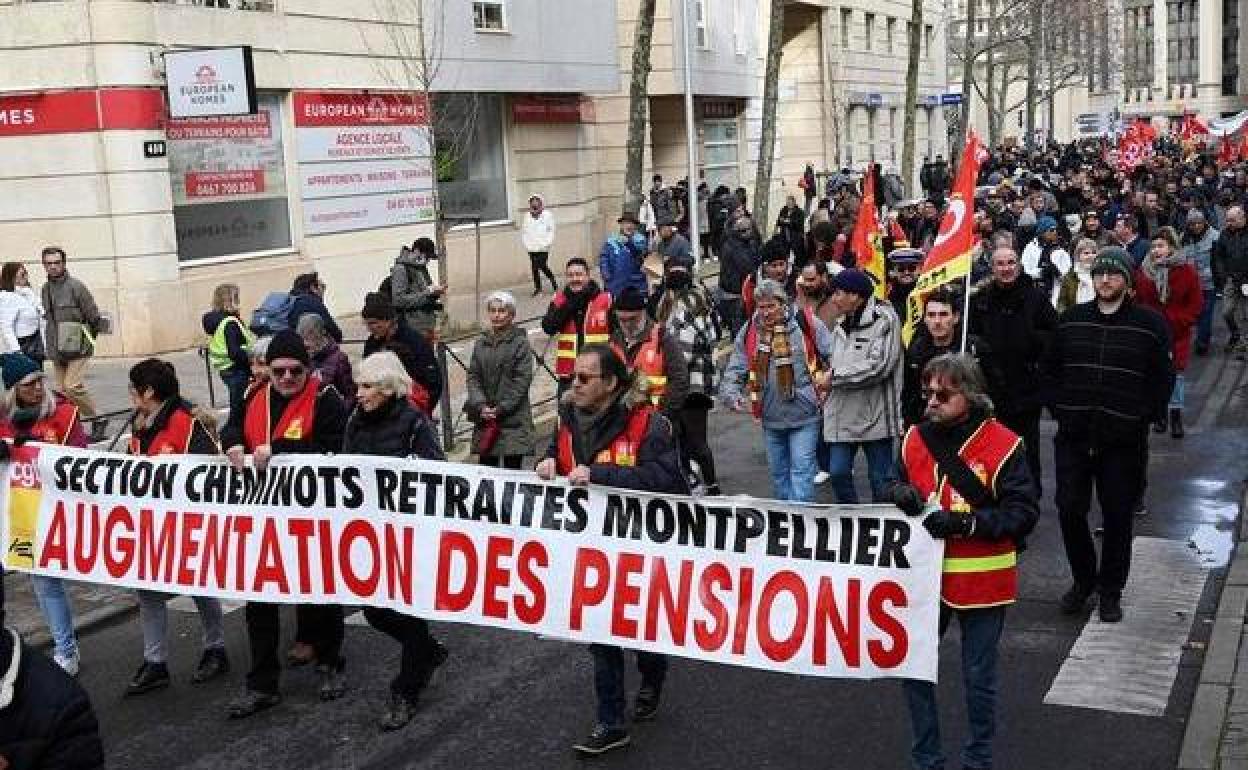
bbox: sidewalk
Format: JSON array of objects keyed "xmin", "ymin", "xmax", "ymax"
[{"xmin": 1180, "ymin": 484, "xmax": 1248, "ymax": 769}]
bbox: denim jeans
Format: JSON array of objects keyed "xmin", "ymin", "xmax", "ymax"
[
  {"xmin": 219, "ymin": 367, "xmax": 250, "ymax": 425},
  {"xmin": 588, "ymin": 644, "xmax": 668, "ymax": 728},
  {"xmin": 763, "ymin": 422, "xmax": 821, "ymax": 502},
  {"xmin": 903, "ymin": 605, "xmax": 1006, "ymax": 770},
  {"xmin": 826, "ymin": 437, "xmax": 898, "ymax": 504},
  {"xmin": 137, "ymin": 590, "xmax": 225, "ymax": 663},
  {"xmin": 31, "ymin": 575, "xmax": 78, "ymax": 660},
  {"xmin": 1170, "ymin": 372, "xmax": 1186, "ymax": 409},
  {"xmin": 1197, "ymin": 289, "xmax": 1217, "ymax": 349}
]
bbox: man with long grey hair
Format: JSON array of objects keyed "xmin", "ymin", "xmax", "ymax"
[{"xmin": 889, "ymin": 352, "xmax": 1039, "ymax": 770}]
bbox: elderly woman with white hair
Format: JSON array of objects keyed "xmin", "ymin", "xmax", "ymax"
[
  {"xmin": 0, "ymin": 352, "xmax": 88, "ymax": 676},
  {"xmin": 465, "ymin": 290, "xmax": 536, "ymax": 469},
  {"xmin": 342, "ymin": 351, "xmax": 446, "ymax": 730}
]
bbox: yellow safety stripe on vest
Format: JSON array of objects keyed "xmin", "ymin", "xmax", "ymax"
[
  {"xmin": 648, "ymin": 376, "xmax": 668, "ymax": 384},
  {"xmin": 584, "ymin": 333, "xmax": 609, "ymax": 343},
  {"xmin": 942, "ymin": 552, "xmax": 1017, "ymax": 573},
  {"xmin": 556, "ymin": 350, "xmax": 578, "ymax": 359}
]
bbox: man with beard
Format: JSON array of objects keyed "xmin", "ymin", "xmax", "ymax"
[
  {"xmin": 969, "ymin": 246, "xmax": 1058, "ymax": 497},
  {"xmin": 1081, "ymin": 209, "xmax": 1113, "ymax": 247},
  {"xmin": 887, "ymin": 247, "xmax": 922, "ymax": 311},
  {"xmin": 1042, "ymin": 247, "xmax": 1173, "ymax": 623},
  {"xmin": 901, "ymin": 286, "xmax": 963, "ymax": 426},
  {"xmin": 542, "ymin": 257, "xmax": 613, "ymax": 395}
]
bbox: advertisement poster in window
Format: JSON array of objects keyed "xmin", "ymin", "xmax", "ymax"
[
  {"xmin": 292, "ymin": 91, "xmax": 436, "ymax": 236},
  {"xmin": 167, "ymin": 93, "xmax": 291, "ymax": 261}
]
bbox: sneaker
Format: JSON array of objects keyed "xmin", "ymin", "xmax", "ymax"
[
  {"xmin": 226, "ymin": 688, "xmax": 281, "ymax": 719},
  {"xmin": 191, "ymin": 648, "xmax": 230, "ymax": 684},
  {"xmin": 1059, "ymin": 584, "xmax": 1093, "ymax": 615},
  {"xmin": 317, "ymin": 662, "xmax": 347, "ymax": 701},
  {"xmin": 126, "ymin": 661, "xmax": 171, "ymax": 696},
  {"xmin": 531, "ymin": 288, "xmax": 543, "ymax": 297},
  {"xmin": 53, "ymin": 650, "xmax": 80, "ymax": 677},
  {"xmin": 1099, "ymin": 593, "xmax": 1124, "ymax": 623},
  {"xmin": 813, "ymin": 471, "xmax": 831, "ymax": 485},
  {"xmin": 573, "ymin": 724, "xmax": 630, "ymax": 756},
  {"xmin": 379, "ymin": 692, "xmax": 420, "ymax": 732},
  {"xmin": 1134, "ymin": 501, "xmax": 1148, "ymax": 517},
  {"xmin": 634, "ymin": 685, "xmax": 661, "ymax": 721}
]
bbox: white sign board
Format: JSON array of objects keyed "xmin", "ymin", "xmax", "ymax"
[
  {"xmin": 295, "ymin": 125, "xmax": 432, "ymax": 164},
  {"xmin": 164, "ymin": 47, "xmax": 257, "ymax": 119},
  {"xmin": 302, "ymin": 191, "xmax": 437, "ymax": 236}
]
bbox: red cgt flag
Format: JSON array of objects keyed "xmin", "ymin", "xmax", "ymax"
[{"xmin": 849, "ymin": 172, "xmax": 887, "ymax": 299}]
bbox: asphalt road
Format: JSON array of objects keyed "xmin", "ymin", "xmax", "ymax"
[{"xmin": 59, "ymin": 345, "xmax": 1246, "ymax": 770}]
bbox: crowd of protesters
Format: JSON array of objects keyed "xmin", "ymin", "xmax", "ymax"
[{"xmin": 2, "ymin": 132, "xmax": 1239, "ymax": 769}]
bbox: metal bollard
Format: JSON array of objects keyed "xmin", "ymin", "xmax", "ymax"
[
  {"xmin": 437, "ymin": 341, "xmax": 454, "ymax": 452},
  {"xmin": 200, "ymin": 347, "xmax": 218, "ymax": 409}
]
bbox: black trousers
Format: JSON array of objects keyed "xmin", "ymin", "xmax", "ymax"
[
  {"xmin": 528, "ymin": 251, "xmax": 556, "ymax": 291},
  {"xmin": 1054, "ymin": 431, "xmax": 1147, "ymax": 598},
  {"xmin": 363, "ymin": 607, "xmax": 439, "ymax": 699},
  {"xmin": 998, "ymin": 409, "xmax": 1042, "ymax": 497},
  {"xmin": 678, "ymin": 404, "xmax": 717, "ymax": 486},
  {"xmin": 245, "ymin": 602, "xmax": 344, "ymax": 694},
  {"xmin": 481, "ymin": 454, "xmax": 525, "ymax": 470}
]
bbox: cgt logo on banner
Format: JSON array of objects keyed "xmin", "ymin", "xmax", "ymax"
[{"xmin": 1, "ymin": 445, "xmax": 945, "ymax": 682}]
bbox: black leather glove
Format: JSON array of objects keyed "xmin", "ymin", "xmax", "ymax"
[
  {"xmin": 0, "ymin": 440, "xmax": 11, "ymax": 463},
  {"xmin": 889, "ymin": 482, "xmax": 925, "ymax": 517},
  {"xmin": 922, "ymin": 509, "xmax": 975, "ymax": 539}
]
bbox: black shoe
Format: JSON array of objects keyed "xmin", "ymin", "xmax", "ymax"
[
  {"xmin": 416, "ymin": 640, "xmax": 448, "ymax": 690},
  {"xmin": 1059, "ymin": 584, "xmax": 1093, "ymax": 615},
  {"xmin": 1099, "ymin": 593, "xmax": 1124, "ymax": 623},
  {"xmin": 634, "ymin": 685, "xmax": 661, "ymax": 721},
  {"xmin": 573, "ymin": 724, "xmax": 630, "ymax": 756},
  {"xmin": 1152, "ymin": 418, "xmax": 1168, "ymax": 433},
  {"xmin": 317, "ymin": 661, "xmax": 347, "ymax": 701},
  {"xmin": 226, "ymin": 688, "xmax": 281, "ymax": 719},
  {"xmin": 379, "ymin": 692, "xmax": 419, "ymax": 732},
  {"xmin": 1196, "ymin": 342, "xmax": 1210, "ymax": 356},
  {"xmin": 125, "ymin": 661, "xmax": 170, "ymax": 696},
  {"xmin": 532, "ymin": 288, "xmax": 543, "ymax": 297},
  {"xmin": 703, "ymin": 483, "xmax": 722, "ymax": 496},
  {"xmin": 1227, "ymin": 335, "xmax": 1241, "ymax": 354},
  {"xmin": 191, "ymin": 648, "xmax": 230, "ymax": 684},
  {"xmin": 1134, "ymin": 500, "xmax": 1148, "ymax": 517},
  {"xmin": 89, "ymin": 419, "xmax": 110, "ymax": 443},
  {"xmin": 1170, "ymin": 409, "xmax": 1185, "ymax": 439}
]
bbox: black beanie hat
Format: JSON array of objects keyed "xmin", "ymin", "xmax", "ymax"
[
  {"xmin": 614, "ymin": 287, "xmax": 647, "ymax": 311},
  {"xmin": 266, "ymin": 330, "xmax": 311, "ymax": 366}
]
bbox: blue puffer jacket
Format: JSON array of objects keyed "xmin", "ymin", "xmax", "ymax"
[{"xmin": 598, "ymin": 233, "xmax": 649, "ymax": 297}]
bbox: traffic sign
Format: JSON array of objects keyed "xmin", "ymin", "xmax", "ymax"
[{"xmin": 941, "ymin": 93, "xmax": 964, "ymax": 106}]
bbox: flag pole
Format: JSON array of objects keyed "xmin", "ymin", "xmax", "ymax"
[{"xmin": 960, "ymin": 270, "xmax": 972, "ymax": 353}]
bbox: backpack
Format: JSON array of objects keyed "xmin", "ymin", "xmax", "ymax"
[{"xmin": 250, "ymin": 292, "xmax": 296, "ymax": 335}]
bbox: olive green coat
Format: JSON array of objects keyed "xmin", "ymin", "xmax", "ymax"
[{"xmin": 465, "ymin": 325, "xmax": 537, "ymax": 458}]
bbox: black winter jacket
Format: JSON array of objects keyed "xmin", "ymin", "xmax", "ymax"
[
  {"xmin": 969, "ymin": 274, "xmax": 1058, "ymax": 416},
  {"xmin": 343, "ymin": 395, "xmax": 444, "ymax": 461},
  {"xmin": 0, "ymin": 627, "xmax": 105, "ymax": 770},
  {"xmin": 362, "ymin": 320, "xmax": 443, "ymax": 407},
  {"xmin": 1041, "ymin": 298, "xmax": 1174, "ymax": 444},
  {"xmin": 1212, "ymin": 224, "xmax": 1248, "ymax": 287},
  {"xmin": 221, "ymin": 380, "xmax": 348, "ymax": 455},
  {"xmin": 901, "ymin": 332, "xmax": 956, "ymax": 426},
  {"xmin": 132, "ymin": 398, "xmax": 220, "ymax": 455},
  {"xmin": 718, "ymin": 232, "xmax": 760, "ymax": 295}
]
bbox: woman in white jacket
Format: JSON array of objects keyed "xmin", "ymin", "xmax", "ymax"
[
  {"xmin": 0, "ymin": 262, "xmax": 44, "ymax": 362},
  {"xmin": 521, "ymin": 193, "xmax": 558, "ymax": 296}
]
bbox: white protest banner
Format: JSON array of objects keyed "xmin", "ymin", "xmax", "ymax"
[{"xmin": 1, "ymin": 445, "xmax": 943, "ymax": 682}]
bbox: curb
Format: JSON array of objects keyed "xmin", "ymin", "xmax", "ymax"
[{"xmin": 1178, "ymin": 483, "xmax": 1248, "ymax": 770}]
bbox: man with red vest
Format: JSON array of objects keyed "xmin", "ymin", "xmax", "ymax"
[
  {"xmin": 221, "ymin": 330, "xmax": 348, "ymax": 719},
  {"xmin": 890, "ymin": 353, "xmax": 1039, "ymax": 770},
  {"xmin": 124, "ymin": 358, "xmax": 229, "ymax": 696},
  {"xmin": 607, "ymin": 287, "xmax": 687, "ymax": 421},
  {"xmin": 535, "ymin": 344, "xmax": 684, "ymax": 757},
  {"xmin": 541, "ymin": 257, "xmax": 612, "ymax": 395}
]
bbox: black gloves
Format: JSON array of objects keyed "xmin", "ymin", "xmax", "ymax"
[
  {"xmin": 922, "ymin": 509, "xmax": 976, "ymax": 539},
  {"xmin": 889, "ymin": 482, "xmax": 926, "ymax": 518}
]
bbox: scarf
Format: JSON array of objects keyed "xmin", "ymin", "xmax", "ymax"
[
  {"xmin": 751, "ymin": 321, "xmax": 797, "ymax": 402},
  {"xmin": 1144, "ymin": 252, "xmax": 1184, "ymax": 303}
]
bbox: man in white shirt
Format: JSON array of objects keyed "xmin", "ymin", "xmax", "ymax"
[{"xmin": 521, "ymin": 194, "xmax": 557, "ymax": 297}]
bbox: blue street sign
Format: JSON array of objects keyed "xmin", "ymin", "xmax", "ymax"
[{"xmin": 941, "ymin": 93, "xmax": 964, "ymax": 106}]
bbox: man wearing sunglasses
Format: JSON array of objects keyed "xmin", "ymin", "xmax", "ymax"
[
  {"xmin": 891, "ymin": 353, "xmax": 1039, "ymax": 770},
  {"xmin": 221, "ymin": 330, "xmax": 349, "ymax": 719},
  {"xmin": 535, "ymin": 344, "xmax": 684, "ymax": 756}
]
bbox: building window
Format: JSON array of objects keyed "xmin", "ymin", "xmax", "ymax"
[
  {"xmin": 702, "ymin": 119, "xmax": 740, "ymax": 191},
  {"xmin": 472, "ymin": 1, "xmax": 506, "ymax": 31},
  {"xmin": 695, "ymin": 0, "xmax": 710, "ymax": 49},
  {"xmin": 434, "ymin": 93, "xmax": 508, "ymax": 222},
  {"xmin": 841, "ymin": 8, "xmax": 852, "ymax": 49},
  {"xmin": 889, "ymin": 107, "xmax": 898, "ymax": 162},
  {"xmin": 886, "ymin": 17, "xmax": 896, "ymax": 53},
  {"xmin": 866, "ymin": 107, "xmax": 876, "ymax": 162},
  {"xmin": 167, "ymin": 93, "xmax": 291, "ymax": 262},
  {"xmin": 864, "ymin": 13, "xmax": 874, "ymax": 51},
  {"xmin": 924, "ymin": 25, "xmax": 934, "ymax": 60}
]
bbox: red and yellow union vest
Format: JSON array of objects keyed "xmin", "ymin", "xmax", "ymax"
[
  {"xmin": 613, "ymin": 328, "xmax": 667, "ymax": 409},
  {"xmin": 554, "ymin": 291, "xmax": 612, "ymax": 378},
  {"xmin": 901, "ymin": 418, "xmax": 1023, "ymax": 609},
  {"xmin": 242, "ymin": 378, "xmax": 319, "ymax": 451},
  {"xmin": 555, "ymin": 405, "xmax": 653, "ymax": 476},
  {"xmin": 742, "ymin": 307, "xmax": 821, "ymax": 419},
  {"xmin": 128, "ymin": 407, "xmax": 196, "ymax": 456},
  {"xmin": 0, "ymin": 397, "xmax": 79, "ymax": 445}
]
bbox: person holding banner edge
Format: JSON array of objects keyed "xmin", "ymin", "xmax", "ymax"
[
  {"xmin": 535, "ymin": 344, "xmax": 685, "ymax": 756},
  {"xmin": 343, "ymin": 351, "xmax": 449, "ymax": 732},
  {"xmin": 222, "ymin": 330, "xmax": 349, "ymax": 719},
  {"xmin": 124, "ymin": 358, "xmax": 230, "ymax": 696},
  {"xmin": 890, "ymin": 353, "xmax": 1039, "ymax": 770}
]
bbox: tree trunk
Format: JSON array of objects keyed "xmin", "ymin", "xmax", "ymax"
[
  {"xmin": 901, "ymin": 0, "xmax": 924, "ymax": 197},
  {"xmin": 624, "ymin": 0, "xmax": 658, "ymax": 215},
  {"xmin": 753, "ymin": 0, "xmax": 786, "ymax": 234},
  {"xmin": 985, "ymin": 29, "xmax": 998, "ymax": 145},
  {"xmin": 956, "ymin": 0, "xmax": 978, "ymax": 162},
  {"xmin": 1024, "ymin": 0, "xmax": 1040, "ymax": 148}
]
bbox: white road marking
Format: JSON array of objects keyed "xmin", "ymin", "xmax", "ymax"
[{"xmin": 1044, "ymin": 537, "xmax": 1210, "ymax": 717}]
